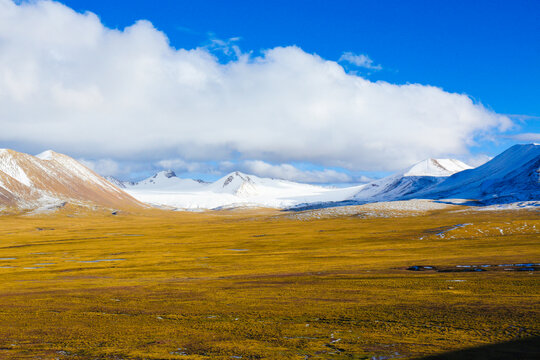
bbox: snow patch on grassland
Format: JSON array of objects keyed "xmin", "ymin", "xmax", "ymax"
[
  {"xmin": 286, "ymin": 199, "xmax": 456, "ymax": 220},
  {"xmin": 22, "ymin": 194, "xmax": 66, "ymax": 215},
  {"xmin": 473, "ymin": 201, "xmax": 540, "ymax": 211},
  {"xmin": 358, "ymin": 199, "xmax": 454, "ymax": 211}
]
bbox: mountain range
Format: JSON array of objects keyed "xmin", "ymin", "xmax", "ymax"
[{"xmin": 0, "ymin": 144, "xmax": 538, "ymax": 212}]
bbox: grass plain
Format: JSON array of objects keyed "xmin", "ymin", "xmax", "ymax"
[{"xmin": 0, "ymin": 205, "xmax": 538, "ymax": 359}]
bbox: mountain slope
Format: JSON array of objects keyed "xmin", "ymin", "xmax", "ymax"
[
  {"xmin": 351, "ymin": 158, "xmax": 471, "ymax": 201},
  {"xmin": 105, "ymin": 176, "xmax": 131, "ymax": 189},
  {"xmin": 0, "ymin": 149, "xmax": 144, "ymax": 211},
  {"xmin": 417, "ymin": 144, "xmax": 540, "ymax": 203}
]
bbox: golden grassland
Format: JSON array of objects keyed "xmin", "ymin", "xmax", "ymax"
[{"xmin": 0, "ymin": 205, "xmax": 538, "ymax": 359}]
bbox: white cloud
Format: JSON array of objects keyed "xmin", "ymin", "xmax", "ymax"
[
  {"xmin": 156, "ymin": 158, "xmax": 215, "ymax": 173},
  {"xmin": 339, "ymin": 52, "xmax": 382, "ymax": 70},
  {"xmin": 507, "ymin": 133, "xmax": 540, "ymax": 142},
  {"xmin": 0, "ymin": 0, "xmax": 512, "ymax": 173},
  {"xmin": 79, "ymin": 158, "xmax": 121, "ymax": 176}
]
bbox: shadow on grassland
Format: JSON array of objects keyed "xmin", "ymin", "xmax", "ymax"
[{"xmin": 415, "ymin": 336, "xmax": 540, "ymax": 360}]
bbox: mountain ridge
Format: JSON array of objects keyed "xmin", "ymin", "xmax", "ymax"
[{"xmin": 1, "ymin": 144, "xmax": 537, "ymax": 212}]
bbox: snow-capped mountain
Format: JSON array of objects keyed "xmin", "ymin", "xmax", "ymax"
[
  {"xmin": 417, "ymin": 144, "xmax": 540, "ymax": 204},
  {"xmin": 108, "ymin": 170, "xmax": 207, "ymax": 190},
  {"xmin": 0, "ymin": 149, "xmax": 144, "ymax": 212},
  {"xmin": 351, "ymin": 158, "xmax": 471, "ymax": 201},
  {"xmin": 126, "ymin": 170, "xmax": 206, "ymax": 191},
  {"xmin": 118, "ymin": 158, "xmax": 480, "ymax": 210},
  {"xmin": 121, "ymin": 170, "xmax": 360, "ymax": 210},
  {"xmin": 207, "ymin": 171, "xmax": 259, "ymax": 197}
]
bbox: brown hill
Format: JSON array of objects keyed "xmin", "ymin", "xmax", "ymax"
[{"xmin": 0, "ymin": 149, "xmax": 145, "ymax": 212}]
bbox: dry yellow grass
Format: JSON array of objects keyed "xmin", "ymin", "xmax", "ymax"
[{"xmin": 0, "ymin": 206, "xmax": 538, "ymax": 359}]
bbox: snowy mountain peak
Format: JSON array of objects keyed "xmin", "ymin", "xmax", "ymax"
[
  {"xmin": 135, "ymin": 169, "xmax": 180, "ymax": 185},
  {"xmin": 35, "ymin": 150, "xmax": 57, "ymax": 160},
  {"xmin": 403, "ymin": 158, "xmax": 472, "ymax": 177},
  {"xmin": 210, "ymin": 171, "xmax": 258, "ymax": 197},
  {"xmin": 152, "ymin": 169, "xmax": 177, "ymax": 179},
  {"xmin": 128, "ymin": 170, "xmax": 206, "ymax": 191},
  {"xmin": 222, "ymin": 171, "xmax": 253, "ymax": 187}
]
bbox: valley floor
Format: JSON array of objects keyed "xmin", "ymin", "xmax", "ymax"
[{"xmin": 0, "ymin": 205, "xmax": 538, "ymax": 359}]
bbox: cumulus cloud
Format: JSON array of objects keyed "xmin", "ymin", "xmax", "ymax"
[
  {"xmin": 339, "ymin": 52, "xmax": 382, "ymax": 70},
  {"xmin": 0, "ymin": 0, "xmax": 512, "ymax": 174}
]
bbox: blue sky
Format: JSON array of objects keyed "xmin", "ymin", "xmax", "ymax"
[
  {"xmin": 1, "ymin": 0, "xmax": 539, "ymax": 183},
  {"xmin": 60, "ymin": 0, "xmax": 540, "ymax": 117}
]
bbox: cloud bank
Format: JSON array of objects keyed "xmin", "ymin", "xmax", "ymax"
[{"xmin": 0, "ymin": 0, "xmax": 511, "ymax": 177}]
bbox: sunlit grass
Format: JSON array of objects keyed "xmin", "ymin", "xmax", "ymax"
[{"xmin": 0, "ymin": 206, "xmax": 538, "ymax": 359}]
